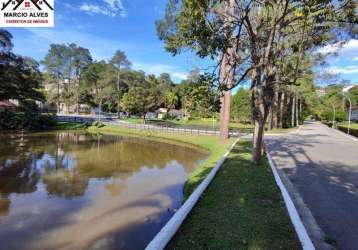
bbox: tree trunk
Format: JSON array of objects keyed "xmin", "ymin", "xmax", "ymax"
[
  {"xmin": 295, "ymin": 97, "xmax": 299, "ymax": 126},
  {"xmin": 291, "ymin": 95, "xmax": 295, "ymax": 127},
  {"xmin": 143, "ymin": 113, "xmax": 146, "ymax": 124},
  {"xmin": 76, "ymin": 93, "xmax": 79, "ymax": 114},
  {"xmin": 98, "ymin": 100, "xmax": 102, "ymax": 122},
  {"xmin": 117, "ymin": 70, "xmax": 120, "ymax": 117},
  {"xmin": 252, "ymin": 88, "xmax": 267, "ymax": 165},
  {"xmin": 219, "ymin": 52, "xmax": 233, "ymax": 140},
  {"xmin": 299, "ymin": 99, "xmax": 303, "ymax": 124},
  {"xmin": 278, "ymin": 92, "xmax": 284, "ymax": 128},
  {"xmin": 268, "ymin": 106, "xmax": 273, "ymax": 130},
  {"xmin": 57, "ymin": 79, "xmax": 60, "ymax": 114},
  {"xmin": 272, "ymin": 89, "xmax": 279, "ymax": 129}
]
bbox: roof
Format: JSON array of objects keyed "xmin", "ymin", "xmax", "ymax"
[{"xmin": 0, "ymin": 100, "xmax": 17, "ymax": 107}]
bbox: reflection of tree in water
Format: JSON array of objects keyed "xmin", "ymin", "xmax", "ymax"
[
  {"xmin": 0, "ymin": 132, "xmax": 207, "ymax": 205},
  {"xmin": 42, "ymin": 170, "xmax": 89, "ymax": 198},
  {"xmin": 0, "ymin": 194, "xmax": 10, "ymax": 218}
]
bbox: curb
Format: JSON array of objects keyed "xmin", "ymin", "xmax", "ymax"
[
  {"xmin": 329, "ymin": 126, "xmax": 358, "ymax": 142},
  {"xmin": 145, "ymin": 138, "xmax": 240, "ymax": 250},
  {"xmin": 265, "ymin": 147, "xmax": 315, "ymax": 250}
]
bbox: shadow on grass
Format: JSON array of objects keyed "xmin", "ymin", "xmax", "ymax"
[{"xmin": 167, "ymin": 140, "xmax": 301, "ymax": 250}]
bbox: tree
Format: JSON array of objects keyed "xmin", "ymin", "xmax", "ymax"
[
  {"xmin": 42, "ymin": 44, "xmax": 69, "ymax": 113},
  {"xmin": 0, "ymin": 29, "xmax": 13, "ymax": 52},
  {"xmin": 121, "ymin": 80, "xmax": 162, "ymax": 123},
  {"xmin": 81, "ymin": 61, "xmax": 117, "ymax": 120},
  {"xmin": 42, "ymin": 43, "xmax": 92, "ymax": 113},
  {"xmin": 180, "ymin": 74, "xmax": 220, "ymax": 118},
  {"xmin": 156, "ymin": 0, "xmax": 356, "ymax": 165},
  {"xmin": 0, "ymin": 30, "xmax": 43, "ymax": 103},
  {"xmin": 164, "ymin": 90, "xmax": 178, "ymax": 113},
  {"xmin": 110, "ymin": 50, "xmax": 132, "ymax": 116},
  {"xmin": 231, "ymin": 88, "xmax": 252, "ymax": 124}
]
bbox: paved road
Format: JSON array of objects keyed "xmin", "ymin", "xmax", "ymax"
[{"xmin": 266, "ymin": 121, "xmax": 358, "ymax": 250}]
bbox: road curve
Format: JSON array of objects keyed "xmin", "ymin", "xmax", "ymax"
[{"xmin": 265, "ymin": 121, "xmax": 358, "ymax": 250}]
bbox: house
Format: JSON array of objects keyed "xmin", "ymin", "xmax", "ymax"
[
  {"xmin": 351, "ymin": 106, "xmax": 358, "ymax": 121},
  {"xmin": 44, "ymin": 79, "xmax": 92, "ymax": 114},
  {"xmin": 316, "ymin": 88, "xmax": 326, "ymax": 97},
  {"xmin": 0, "ymin": 100, "xmax": 17, "ymax": 112},
  {"xmin": 157, "ymin": 108, "xmax": 184, "ymax": 119}
]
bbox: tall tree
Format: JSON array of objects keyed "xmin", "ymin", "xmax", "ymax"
[
  {"xmin": 110, "ymin": 50, "xmax": 132, "ymax": 116},
  {"xmin": 81, "ymin": 61, "xmax": 118, "ymax": 119},
  {"xmin": 0, "ymin": 30, "xmax": 43, "ymax": 103},
  {"xmin": 42, "ymin": 44, "xmax": 69, "ymax": 113},
  {"xmin": 0, "ymin": 29, "xmax": 13, "ymax": 52}
]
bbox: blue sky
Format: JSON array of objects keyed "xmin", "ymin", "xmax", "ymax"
[{"xmin": 6, "ymin": 0, "xmax": 358, "ymax": 84}]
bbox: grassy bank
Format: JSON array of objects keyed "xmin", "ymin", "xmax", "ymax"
[
  {"xmin": 87, "ymin": 124, "xmax": 235, "ymax": 197},
  {"xmin": 168, "ymin": 140, "xmax": 301, "ymax": 250},
  {"xmin": 53, "ymin": 122, "xmax": 89, "ymax": 130}
]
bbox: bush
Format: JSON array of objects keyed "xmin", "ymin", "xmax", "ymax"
[
  {"xmin": 321, "ymin": 110, "xmax": 346, "ymax": 122},
  {"xmin": 0, "ymin": 108, "xmax": 56, "ymax": 130},
  {"xmin": 92, "ymin": 121, "xmax": 105, "ymax": 128},
  {"xmin": 322, "ymin": 121, "xmax": 333, "ymax": 128}
]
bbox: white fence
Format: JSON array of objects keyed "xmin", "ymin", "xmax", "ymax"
[{"xmin": 56, "ymin": 115, "xmax": 243, "ymax": 137}]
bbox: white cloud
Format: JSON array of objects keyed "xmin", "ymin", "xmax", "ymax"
[
  {"xmin": 326, "ymin": 65, "xmax": 358, "ymax": 75},
  {"xmin": 132, "ymin": 63, "xmax": 189, "ymax": 81},
  {"xmin": 317, "ymin": 39, "xmax": 358, "ymax": 56},
  {"xmin": 79, "ymin": 0, "xmax": 126, "ymax": 18},
  {"xmin": 23, "ymin": 28, "xmax": 134, "ymax": 60},
  {"xmin": 172, "ymin": 72, "xmax": 189, "ymax": 80},
  {"xmin": 353, "ymin": 57, "xmax": 358, "ymax": 61}
]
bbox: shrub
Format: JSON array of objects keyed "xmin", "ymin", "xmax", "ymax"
[
  {"xmin": 92, "ymin": 121, "xmax": 105, "ymax": 128},
  {"xmin": 337, "ymin": 125, "xmax": 358, "ymax": 138},
  {"xmin": 0, "ymin": 108, "xmax": 56, "ymax": 130}
]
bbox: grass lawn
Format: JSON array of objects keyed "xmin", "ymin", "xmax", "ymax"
[
  {"xmin": 53, "ymin": 122, "xmax": 89, "ymax": 130},
  {"xmin": 87, "ymin": 124, "xmax": 235, "ymax": 197},
  {"xmin": 168, "ymin": 140, "xmax": 301, "ymax": 250},
  {"xmin": 338, "ymin": 122, "xmax": 358, "ymax": 129},
  {"xmin": 266, "ymin": 127, "xmax": 299, "ymax": 134}
]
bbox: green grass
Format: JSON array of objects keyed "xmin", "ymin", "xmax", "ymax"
[
  {"xmin": 53, "ymin": 122, "xmax": 89, "ymax": 130},
  {"xmin": 266, "ymin": 127, "xmax": 299, "ymax": 134},
  {"xmin": 168, "ymin": 140, "xmax": 301, "ymax": 250},
  {"xmin": 87, "ymin": 124, "xmax": 235, "ymax": 197},
  {"xmin": 338, "ymin": 122, "xmax": 358, "ymax": 129}
]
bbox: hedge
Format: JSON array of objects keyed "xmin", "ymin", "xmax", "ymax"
[{"xmin": 337, "ymin": 125, "xmax": 358, "ymax": 138}]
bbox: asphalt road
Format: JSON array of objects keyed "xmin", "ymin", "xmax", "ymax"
[{"xmin": 265, "ymin": 121, "xmax": 358, "ymax": 250}]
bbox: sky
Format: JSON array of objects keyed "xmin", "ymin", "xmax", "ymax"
[{"xmin": 5, "ymin": 0, "xmax": 358, "ymax": 85}]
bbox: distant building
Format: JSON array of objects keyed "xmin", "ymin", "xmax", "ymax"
[
  {"xmin": 157, "ymin": 108, "xmax": 184, "ymax": 119},
  {"xmin": 0, "ymin": 100, "xmax": 17, "ymax": 112},
  {"xmin": 351, "ymin": 106, "xmax": 358, "ymax": 121},
  {"xmin": 316, "ymin": 88, "xmax": 326, "ymax": 97},
  {"xmin": 44, "ymin": 79, "xmax": 92, "ymax": 114}
]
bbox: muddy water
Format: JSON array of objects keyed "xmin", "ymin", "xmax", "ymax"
[{"xmin": 0, "ymin": 132, "xmax": 207, "ymax": 250}]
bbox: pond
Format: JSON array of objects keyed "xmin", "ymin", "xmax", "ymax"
[{"xmin": 0, "ymin": 132, "xmax": 207, "ymax": 250}]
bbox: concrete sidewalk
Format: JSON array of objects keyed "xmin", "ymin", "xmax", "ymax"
[{"xmin": 265, "ymin": 121, "xmax": 358, "ymax": 250}]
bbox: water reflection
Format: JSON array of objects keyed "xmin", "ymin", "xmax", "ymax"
[{"xmin": 0, "ymin": 132, "xmax": 207, "ymax": 250}]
